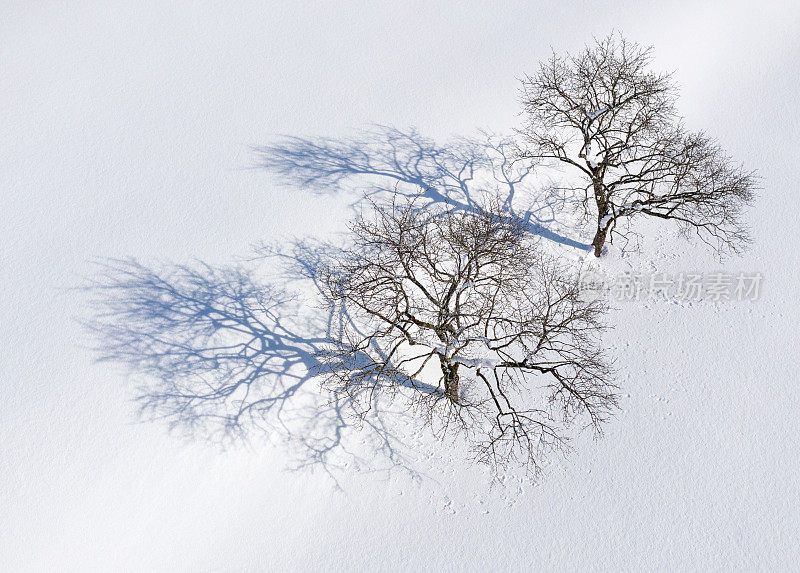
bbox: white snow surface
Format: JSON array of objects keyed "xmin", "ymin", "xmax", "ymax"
[{"xmin": 2, "ymin": 2, "xmax": 800, "ymax": 570}]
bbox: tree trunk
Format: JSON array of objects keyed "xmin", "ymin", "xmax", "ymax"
[
  {"xmin": 441, "ymin": 359, "xmax": 460, "ymax": 402},
  {"xmin": 591, "ymin": 224, "xmax": 608, "ymax": 257},
  {"xmin": 592, "ymin": 178, "xmax": 608, "ymax": 258}
]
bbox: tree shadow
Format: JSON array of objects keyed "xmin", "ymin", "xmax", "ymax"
[
  {"xmin": 254, "ymin": 125, "xmax": 591, "ymax": 251},
  {"xmin": 85, "ymin": 126, "xmax": 590, "ymax": 484},
  {"xmin": 85, "ymin": 252, "xmax": 433, "ymax": 486}
]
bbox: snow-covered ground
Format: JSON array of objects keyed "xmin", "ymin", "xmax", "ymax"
[{"xmin": 2, "ymin": 2, "xmax": 799, "ymax": 570}]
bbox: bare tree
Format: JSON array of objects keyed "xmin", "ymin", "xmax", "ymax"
[
  {"xmin": 318, "ymin": 194, "xmax": 616, "ymax": 471},
  {"xmin": 518, "ymin": 33, "xmax": 756, "ymax": 257}
]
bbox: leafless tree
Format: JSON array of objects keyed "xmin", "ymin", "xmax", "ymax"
[
  {"xmin": 318, "ymin": 194, "xmax": 616, "ymax": 472},
  {"xmin": 518, "ymin": 33, "xmax": 757, "ymax": 257}
]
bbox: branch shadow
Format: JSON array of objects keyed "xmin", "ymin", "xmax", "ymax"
[
  {"xmin": 85, "ymin": 253, "xmax": 431, "ymax": 486},
  {"xmin": 254, "ymin": 125, "xmax": 591, "ymax": 251},
  {"xmin": 84, "ymin": 126, "xmax": 589, "ymax": 485}
]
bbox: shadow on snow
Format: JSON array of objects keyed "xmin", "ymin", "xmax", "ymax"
[
  {"xmin": 87, "ymin": 126, "xmax": 589, "ymax": 483},
  {"xmin": 254, "ymin": 125, "xmax": 590, "ymax": 251},
  {"xmin": 86, "ymin": 249, "xmax": 433, "ymax": 485}
]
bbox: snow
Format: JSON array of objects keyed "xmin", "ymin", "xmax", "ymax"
[
  {"xmin": 453, "ymin": 356, "xmax": 505, "ymax": 369},
  {"xmin": 3, "ymin": 1, "xmax": 800, "ymax": 570}
]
